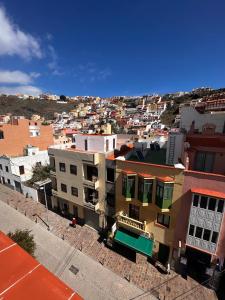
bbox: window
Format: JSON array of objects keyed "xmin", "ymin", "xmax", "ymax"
[
  {"xmin": 7, "ymin": 179, "xmax": 10, "ymax": 185},
  {"xmin": 195, "ymin": 227, "xmax": 203, "ymax": 239},
  {"xmin": 19, "ymin": 166, "xmax": 25, "ymax": 175},
  {"xmin": 193, "ymin": 194, "xmax": 199, "ymax": 207},
  {"xmin": 61, "ymin": 183, "xmax": 67, "ymax": 193},
  {"xmin": 113, "ymin": 138, "xmax": 116, "ymax": 149},
  {"xmin": 106, "ymin": 140, "xmax": 109, "ymax": 152},
  {"xmin": 189, "ymin": 224, "xmax": 195, "ymax": 236},
  {"xmin": 203, "ymin": 229, "xmax": 211, "ymax": 241},
  {"xmin": 138, "ymin": 177, "xmax": 153, "ymax": 203},
  {"xmin": 194, "ymin": 151, "xmax": 215, "ymax": 172},
  {"xmin": 129, "ymin": 204, "xmax": 139, "ymax": 220},
  {"xmin": 71, "ymin": 187, "xmax": 78, "ymax": 197},
  {"xmin": 0, "ymin": 130, "xmax": 4, "ymax": 139},
  {"xmin": 5, "ymin": 166, "xmax": 9, "ymax": 172},
  {"xmin": 211, "ymin": 231, "xmax": 218, "ymax": 244},
  {"xmin": 59, "ymin": 162, "xmax": 66, "ymax": 172},
  {"xmin": 155, "ymin": 181, "xmax": 173, "ymax": 209},
  {"xmin": 70, "ymin": 165, "xmax": 77, "ymax": 175},
  {"xmin": 107, "ymin": 168, "xmax": 114, "ymax": 182},
  {"xmin": 85, "ymin": 139, "xmax": 88, "ymax": 151},
  {"xmin": 217, "ymin": 200, "xmax": 224, "ymax": 213},
  {"xmin": 208, "ymin": 198, "xmax": 216, "ymax": 211},
  {"xmin": 200, "ymin": 196, "xmax": 208, "ymax": 209},
  {"xmin": 122, "ymin": 175, "xmax": 135, "ymax": 198},
  {"xmin": 157, "ymin": 213, "xmax": 170, "ymax": 228},
  {"xmin": 0, "ymin": 164, "xmax": 2, "ymax": 170}
]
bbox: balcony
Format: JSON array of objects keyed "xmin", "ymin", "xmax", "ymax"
[
  {"xmin": 117, "ymin": 212, "xmax": 147, "ymax": 235},
  {"xmin": 84, "ymin": 198, "xmax": 99, "ymax": 212},
  {"xmin": 83, "ymin": 176, "xmax": 99, "ymax": 190}
]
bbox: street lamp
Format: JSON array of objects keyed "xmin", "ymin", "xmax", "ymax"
[{"xmin": 40, "ymin": 185, "xmax": 48, "ymax": 222}]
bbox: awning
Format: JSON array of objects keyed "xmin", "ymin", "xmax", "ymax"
[{"xmin": 114, "ymin": 229, "xmax": 153, "ymax": 257}]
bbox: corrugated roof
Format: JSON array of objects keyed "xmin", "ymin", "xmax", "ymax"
[{"xmin": 0, "ymin": 231, "xmax": 82, "ymax": 300}]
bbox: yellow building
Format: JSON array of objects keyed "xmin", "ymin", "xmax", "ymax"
[{"xmin": 113, "ymin": 158, "xmax": 184, "ymax": 265}]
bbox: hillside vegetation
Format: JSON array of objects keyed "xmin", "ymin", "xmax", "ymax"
[{"xmin": 0, "ymin": 96, "xmax": 76, "ymax": 119}]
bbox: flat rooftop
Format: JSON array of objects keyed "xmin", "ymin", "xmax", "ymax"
[{"xmin": 128, "ymin": 148, "xmax": 168, "ymax": 166}]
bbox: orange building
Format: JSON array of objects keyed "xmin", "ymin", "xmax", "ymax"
[{"xmin": 0, "ymin": 118, "xmax": 54, "ymax": 156}]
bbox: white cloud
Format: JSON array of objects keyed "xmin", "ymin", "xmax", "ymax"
[
  {"xmin": 47, "ymin": 45, "xmax": 63, "ymax": 75},
  {"xmin": 30, "ymin": 72, "xmax": 41, "ymax": 79},
  {"xmin": 0, "ymin": 70, "xmax": 34, "ymax": 84},
  {"xmin": 0, "ymin": 70, "xmax": 41, "ymax": 84},
  {"xmin": 0, "ymin": 6, "xmax": 42, "ymax": 59},
  {"xmin": 0, "ymin": 85, "xmax": 42, "ymax": 96}
]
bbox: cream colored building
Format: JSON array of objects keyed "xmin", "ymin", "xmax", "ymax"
[{"xmin": 48, "ymin": 134, "xmax": 117, "ymax": 230}]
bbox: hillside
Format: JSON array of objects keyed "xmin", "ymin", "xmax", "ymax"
[
  {"xmin": 160, "ymin": 88, "xmax": 225, "ymax": 125},
  {"xmin": 0, "ymin": 96, "xmax": 77, "ymax": 120}
]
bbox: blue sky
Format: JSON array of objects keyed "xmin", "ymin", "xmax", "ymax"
[{"xmin": 1, "ymin": 0, "xmax": 225, "ymax": 96}]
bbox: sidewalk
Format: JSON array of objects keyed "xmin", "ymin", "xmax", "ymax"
[{"xmin": 0, "ymin": 184, "xmax": 217, "ymax": 300}]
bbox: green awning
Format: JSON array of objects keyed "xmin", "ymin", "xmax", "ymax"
[{"xmin": 114, "ymin": 229, "xmax": 153, "ymax": 257}]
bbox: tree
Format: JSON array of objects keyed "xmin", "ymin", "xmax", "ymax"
[
  {"xmin": 60, "ymin": 95, "xmax": 67, "ymax": 101},
  {"xmin": 8, "ymin": 229, "xmax": 36, "ymax": 257},
  {"xmin": 28, "ymin": 164, "xmax": 51, "ymax": 185}
]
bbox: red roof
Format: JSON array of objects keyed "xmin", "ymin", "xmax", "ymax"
[
  {"xmin": 138, "ymin": 173, "xmax": 154, "ymax": 179},
  {"xmin": 0, "ymin": 232, "xmax": 82, "ymax": 300},
  {"xmin": 191, "ymin": 188, "xmax": 225, "ymax": 199},
  {"xmin": 157, "ymin": 176, "xmax": 174, "ymax": 182},
  {"xmin": 122, "ymin": 170, "xmax": 137, "ymax": 175}
]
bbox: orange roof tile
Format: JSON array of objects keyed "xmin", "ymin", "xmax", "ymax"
[
  {"xmin": 191, "ymin": 188, "xmax": 225, "ymax": 199},
  {"xmin": 122, "ymin": 170, "xmax": 137, "ymax": 175},
  {"xmin": 156, "ymin": 176, "xmax": 174, "ymax": 182},
  {"xmin": 138, "ymin": 173, "xmax": 154, "ymax": 179},
  {"xmin": 0, "ymin": 231, "xmax": 82, "ymax": 300}
]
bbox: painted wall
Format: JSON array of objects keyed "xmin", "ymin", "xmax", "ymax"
[
  {"xmin": 174, "ymin": 170, "xmax": 225, "ymax": 259},
  {"xmin": 115, "ymin": 159, "xmax": 184, "ymax": 259},
  {"xmin": 180, "ymin": 106, "xmax": 225, "ymax": 133},
  {"xmin": 0, "ymin": 119, "xmax": 54, "ymax": 156}
]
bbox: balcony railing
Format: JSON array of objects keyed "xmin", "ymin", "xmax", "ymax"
[
  {"xmin": 84, "ymin": 198, "xmax": 99, "ymax": 211},
  {"xmin": 117, "ymin": 212, "xmax": 147, "ymax": 234},
  {"xmin": 83, "ymin": 176, "xmax": 99, "ymax": 190}
]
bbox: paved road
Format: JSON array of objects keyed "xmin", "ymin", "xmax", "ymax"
[{"xmin": 0, "ymin": 200, "xmax": 154, "ymax": 300}]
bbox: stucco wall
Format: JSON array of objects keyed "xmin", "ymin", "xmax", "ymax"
[
  {"xmin": 174, "ymin": 170, "xmax": 225, "ymax": 259},
  {"xmin": 0, "ymin": 119, "xmax": 54, "ymax": 156}
]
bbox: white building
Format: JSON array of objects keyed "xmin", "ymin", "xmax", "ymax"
[
  {"xmin": 0, "ymin": 146, "xmax": 49, "ymax": 201},
  {"xmin": 180, "ymin": 106, "xmax": 225, "ymax": 133}
]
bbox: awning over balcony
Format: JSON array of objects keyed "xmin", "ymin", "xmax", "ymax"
[{"xmin": 114, "ymin": 229, "xmax": 153, "ymax": 257}]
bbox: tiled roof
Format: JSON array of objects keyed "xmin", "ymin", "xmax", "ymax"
[{"xmin": 191, "ymin": 188, "xmax": 225, "ymax": 199}]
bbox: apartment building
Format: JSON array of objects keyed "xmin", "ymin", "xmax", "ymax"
[
  {"xmin": 48, "ymin": 134, "xmax": 117, "ymax": 230},
  {"xmin": 111, "ymin": 157, "xmax": 184, "ymax": 266},
  {"xmin": 0, "ymin": 146, "xmax": 49, "ymax": 201},
  {"xmin": 171, "ymin": 109, "xmax": 225, "ymax": 281},
  {"xmin": 0, "ymin": 117, "xmax": 53, "ymax": 156}
]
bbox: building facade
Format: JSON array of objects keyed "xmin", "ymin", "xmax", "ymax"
[
  {"xmin": 49, "ymin": 134, "xmax": 117, "ymax": 230},
  {"xmin": 112, "ymin": 158, "xmax": 184, "ymax": 265},
  {"xmin": 0, "ymin": 118, "xmax": 54, "ymax": 156}
]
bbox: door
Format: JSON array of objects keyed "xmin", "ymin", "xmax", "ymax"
[
  {"xmin": 14, "ymin": 181, "xmax": 22, "ymax": 193},
  {"xmin": 84, "ymin": 208, "xmax": 99, "ymax": 230},
  {"xmin": 158, "ymin": 243, "xmax": 170, "ymax": 265},
  {"xmin": 73, "ymin": 206, "xmax": 78, "ymax": 218}
]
